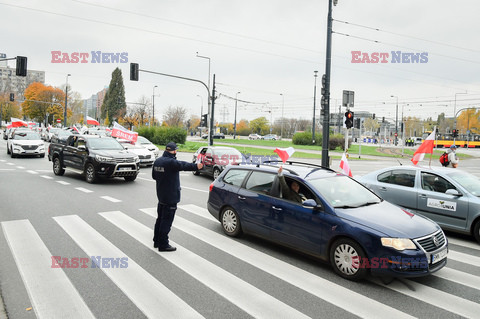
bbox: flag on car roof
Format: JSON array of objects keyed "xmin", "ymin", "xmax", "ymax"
[
  {"xmin": 339, "ymin": 152, "xmax": 353, "ymax": 177},
  {"xmin": 86, "ymin": 116, "xmax": 100, "ymax": 126},
  {"xmin": 10, "ymin": 117, "xmax": 28, "ymax": 127},
  {"xmin": 111, "ymin": 121, "xmax": 138, "ymax": 143},
  {"xmin": 411, "ymin": 129, "xmax": 436, "ymax": 165},
  {"xmin": 274, "ymin": 147, "xmax": 295, "ymax": 163}
]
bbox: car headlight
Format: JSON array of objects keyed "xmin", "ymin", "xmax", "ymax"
[
  {"xmin": 95, "ymin": 155, "xmax": 115, "ymax": 163},
  {"xmin": 134, "ymin": 156, "xmax": 140, "ymax": 163},
  {"xmin": 381, "ymin": 238, "xmax": 416, "ymax": 250}
]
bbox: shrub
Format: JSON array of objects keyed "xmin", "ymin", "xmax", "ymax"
[{"xmin": 136, "ymin": 126, "xmax": 187, "ymax": 145}]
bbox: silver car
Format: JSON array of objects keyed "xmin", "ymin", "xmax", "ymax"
[{"xmin": 358, "ymin": 166, "xmax": 480, "ymax": 243}]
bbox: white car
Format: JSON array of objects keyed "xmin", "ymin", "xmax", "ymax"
[
  {"xmin": 136, "ymin": 136, "xmax": 160, "ymax": 158},
  {"xmin": 7, "ymin": 131, "xmax": 45, "ymax": 158},
  {"xmin": 118, "ymin": 139, "xmax": 155, "ymax": 166},
  {"xmin": 248, "ymin": 133, "xmax": 262, "ymax": 140}
]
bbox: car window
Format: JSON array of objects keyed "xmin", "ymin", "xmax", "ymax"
[
  {"xmin": 377, "ymin": 169, "xmax": 415, "ymax": 188},
  {"xmin": 245, "ymin": 171, "xmax": 276, "ymax": 194},
  {"xmin": 421, "ymin": 172, "xmax": 456, "ymax": 193},
  {"xmin": 447, "ymin": 171, "xmax": 480, "ymax": 196},
  {"xmin": 223, "ymin": 169, "xmax": 249, "ymax": 187}
]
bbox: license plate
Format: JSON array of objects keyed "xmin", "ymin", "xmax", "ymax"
[
  {"xmin": 431, "ymin": 248, "xmax": 448, "ymax": 264},
  {"xmin": 118, "ymin": 167, "xmax": 130, "ymax": 171}
]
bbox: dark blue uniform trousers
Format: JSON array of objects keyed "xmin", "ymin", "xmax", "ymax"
[{"xmin": 153, "ymin": 203, "xmax": 177, "ymax": 249}]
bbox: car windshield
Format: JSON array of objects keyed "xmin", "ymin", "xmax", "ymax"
[
  {"xmin": 137, "ymin": 136, "xmax": 151, "ymax": 144},
  {"xmin": 14, "ymin": 132, "xmax": 41, "ymax": 140},
  {"xmin": 309, "ymin": 175, "xmax": 381, "ymax": 208},
  {"xmin": 214, "ymin": 149, "xmax": 242, "ymax": 162},
  {"xmin": 87, "ymin": 138, "xmax": 124, "ymax": 150},
  {"xmin": 447, "ymin": 171, "xmax": 480, "ymax": 196}
]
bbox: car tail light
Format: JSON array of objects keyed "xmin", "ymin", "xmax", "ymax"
[{"xmin": 209, "ymin": 182, "xmax": 214, "ymax": 192}]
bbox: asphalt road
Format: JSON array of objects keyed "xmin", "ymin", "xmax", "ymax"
[{"xmin": 0, "ymin": 141, "xmax": 479, "ymax": 319}]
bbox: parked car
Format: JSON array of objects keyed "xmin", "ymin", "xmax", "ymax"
[
  {"xmin": 50, "ymin": 130, "xmax": 72, "ymax": 144},
  {"xmin": 46, "ymin": 128, "xmax": 62, "ymax": 142},
  {"xmin": 7, "ymin": 130, "xmax": 45, "ymax": 158},
  {"xmin": 136, "ymin": 136, "xmax": 160, "ymax": 158},
  {"xmin": 202, "ymin": 133, "xmax": 226, "ymax": 139},
  {"xmin": 117, "ymin": 139, "xmax": 155, "ymax": 166},
  {"xmin": 192, "ymin": 146, "xmax": 242, "ymax": 179},
  {"xmin": 263, "ymin": 134, "xmax": 278, "ymax": 140},
  {"xmin": 248, "ymin": 133, "xmax": 262, "ymax": 140},
  {"xmin": 357, "ymin": 165, "xmax": 480, "ymax": 243},
  {"xmin": 207, "ymin": 162, "xmax": 448, "ymax": 281}
]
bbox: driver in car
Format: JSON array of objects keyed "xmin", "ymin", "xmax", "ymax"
[{"xmin": 278, "ymin": 166, "xmax": 307, "ymax": 203}]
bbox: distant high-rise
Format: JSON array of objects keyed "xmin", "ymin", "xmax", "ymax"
[{"xmin": 0, "ymin": 55, "xmax": 45, "ymax": 99}]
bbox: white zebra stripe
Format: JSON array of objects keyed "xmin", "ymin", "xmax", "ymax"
[{"xmin": 1, "ymin": 220, "xmax": 94, "ymax": 319}]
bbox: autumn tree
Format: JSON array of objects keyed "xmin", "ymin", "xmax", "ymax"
[
  {"xmin": 249, "ymin": 117, "xmax": 270, "ymax": 135},
  {"xmin": 457, "ymin": 109, "xmax": 480, "ymax": 134},
  {"xmin": 363, "ymin": 118, "xmax": 380, "ymax": 134},
  {"xmin": 163, "ymin": 106, "xmax": 187, "ymax": 127},
  {"xmin": 22, "ymin": 82, "xmax": 65, "ymax": 124},
  {"xmin": 101, "ymin": 68, "xmax": 126, "ymax": 124},
  {"xmin": 119, "ymin": 104, "xmax": 139, "ymax": 130},
  {"xmin": 0, "ymin": 93, "xmax": 22, "ymax": 123},
  {"xmin": 132, "ymin": 95, "xmax": 151, "ymax": 126},
  {"xmin": 236, "ymin": 119, "xmax": 250, "ymax": 136}
]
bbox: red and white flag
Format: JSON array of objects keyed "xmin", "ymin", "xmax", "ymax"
[
  {"xmin": 111, "ymin": 121, "xmax": 138, "ymax": 143},
  {"xmin": 339, "ymin": 152, "xmax": 353, "ymax": 177},
  {"xmin": 72, "ymin": 126, "xmax": 79, "ymax": 133},
  {"xmin": 274, "ymin": 147, "xmax": 295, "ymax": 163},
  {"xmin": 86, "ymin": 116, "xmax": 100, "ymax": 126},
  {"xmin": 411, "ymin": 129, "xmax": 435, "ymax": 165},
  {"xmin": 10, "ymin": 117, "xmax": 28, "ymax": 128}
]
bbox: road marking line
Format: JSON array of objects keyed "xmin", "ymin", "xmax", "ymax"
[
  {"xmin": 56, "ymin": 181, "xmax": 70, "ymax": 185},
  {"xmin": 139, "ymin": 207, "xmax": 414, "ymax": 319},
  {"xmin": 435, "ymin": 267, "xmax": 480, "ymax": 290},
  {"xmin": 1, "ymin": 220, "xmax": 95, "ymax": 319},
  {"xmin": 27, "ymin": 170, "xmax": 38, "ymax": 174},
  {"xmin": 178, "ymin": 204, "xmax": 217, "ymax": 222},
  {"xmin": 40, "ymin": 175, "xmax": 53, "ymax": 179},
  {"xmin": 448, "ymin": 250, "xmax": 480, "ymax": 267},
  {"xmin": 75, "ymin": 187, "xmax": 93, "ymax": 193},
  {"xmin": 0, "ymin": 159, "xmax": 5, "ymax": 162},
  {"xmin": 372, "ymin": 277, "xmax": 480, "ymax": 318},
  {"xmin": 100, "ymin": 211, "xmax": 310, "ymax": 319},
  {"xmin": 181, "ymin": 186, "xmax": 209, "ymax": 193},
  {"xmin": 35, "ymin": 170, "xmax": 51, "ymax": 172},
  {"xmin": 16, "ymin": 166, "xmax": 25, "ymax": 169},
  {"xmin": 0, "ymin": 168, "xmax": 15, "ymax": 171},
  {"xmin": 100, "ymin": 196, "xmax": 122, "ymax": 203},
  {"xmin": 6, "ymin": 162, "xmax": 15, "ymax": 166},
  {"xmin": 137, "ymin": 177, "xmax": 154, "ymax": 182},
  {"xmin": 53, "ymin": 215, "xmax": 203, "ymax": 319},
  {"xmin": 448, "ymin": 237, "xmax": 480, "ymax": 251}
]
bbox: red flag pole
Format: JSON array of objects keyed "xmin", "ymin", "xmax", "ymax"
[{"xmin": 429, "ymin": 126, "xmax": 436, "ymax": 168}]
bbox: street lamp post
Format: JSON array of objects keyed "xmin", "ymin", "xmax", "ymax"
[
  {"xmin": 64, "ymin": 74, "xmax": 71, "ymax": 127},
  {"xmin": 152, "ymin": 85, "xmax": 158, "ymax": 126},
  {"xmin": 391, "ymin": 95, "xmax": 398, "ymax": 145},
  {"xmin": 454, "ymin": 92, "xmax": 468, "ymax": 143},
  {"xmin": 312, "ymin": 71, "xmax": 318, "ymax": 144},
  {"xmin": 280, "ymin": 93, "xmax": 284, "ymax": 138},
  {"xmin": 196, "ymin": 52, "xmax": 212, "ymax": 145},
  {"xmin": 233, "ymin": 91, "xmax": 241, "ymax": 139},
  {"xmin": 196, "ymin": 94, "xmax": 203, "ymax": 120}
]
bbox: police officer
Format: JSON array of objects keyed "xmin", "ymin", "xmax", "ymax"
[{"xmin": 152, "ymin": 142, "xmax": 203, "ymax": 251}]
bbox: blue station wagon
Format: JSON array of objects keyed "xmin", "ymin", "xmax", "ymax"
[{"xmin": 207, "ymin": 162, "xmax": 448, "ymax": 281}]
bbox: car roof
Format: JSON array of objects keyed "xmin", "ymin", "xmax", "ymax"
[{"xmin": 234, "ymin": 161, "xmax": 338, "ymax": 180}]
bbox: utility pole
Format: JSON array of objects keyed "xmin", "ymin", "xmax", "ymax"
[
  {"xmin": 312, "ymin": 70, "xmax": 318, "ymax": 144},
  {"xmin": 209, "ymin": 74, "xmax": 216, "ymax": 146}
]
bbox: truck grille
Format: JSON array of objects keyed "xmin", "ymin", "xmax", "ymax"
[
  {"xmin": 415, "ymin": 231, "xmax": 446, "ymax": 252},
  {"xmin": 21, "ymin": 145, "xmax": 38, "ymax": 150},
  {"xmin": 116, "ymin": 157, "xmax": 136, "ymax": 163}
]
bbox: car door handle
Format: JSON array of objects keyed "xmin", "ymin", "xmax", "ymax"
[
  {"xmin": 272, "ymin": 206, "xmax": 282, "ymax": 211},
  {"xmin": 418, "ymin": 194, "xmax": 427, "ymax": 198},
  {"xmin": 379, "ymin": 187, "xmax": 387, "ymax": 191},
  {"xmin": 238, "ymin": 196, "xmax": 246, "ymax": 200}
]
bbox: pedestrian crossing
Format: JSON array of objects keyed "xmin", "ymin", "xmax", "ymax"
[{"xmin": 1, "ymin": 204, "xmax": 479, "ymax": 318}]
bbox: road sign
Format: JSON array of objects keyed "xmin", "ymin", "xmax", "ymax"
[{"xmin": 342, "ymin": 90, "xmax": 354, "ymax": 108}]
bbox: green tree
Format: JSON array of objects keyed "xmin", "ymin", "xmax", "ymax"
[
  {"xmin": 249, "ymin": 117, "xmax": 269, "ymax": 135},
  {"xmin": 101, "ymin": 68, "xmax": 127, "ymax": 124}
]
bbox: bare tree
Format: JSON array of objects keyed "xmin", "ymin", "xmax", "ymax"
[
  {"xmin": 163, "ymin": 106, "xmax": 187, "ymax": 127},
  {"xmin": 131, "ymin": 95, "xmax": 151, "ymax": 126}
]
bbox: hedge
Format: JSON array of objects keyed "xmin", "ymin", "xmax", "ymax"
[{"xmin": 136, "ymin": 126, "xmax": 187, "ymax": 145}]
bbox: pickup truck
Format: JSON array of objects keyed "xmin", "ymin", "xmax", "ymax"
[{"xmin": 48, "ymin": 135, "xmax": 140, "ymax": 183}]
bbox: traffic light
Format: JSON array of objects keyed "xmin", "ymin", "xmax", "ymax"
[
  {"xmin": 16, "ymin": 56, "xmax": 27, "ymax": 76},
  {"xmin": 452, "ymin": 129, "xmax": 458, "ymax": 137},
  {"xmin": 372, "ymin": 113, "xmax": 375, "ymax": 119},
  {"xmin": 9, "ymin": 93, "xmax": 14, "ymax": 102},
  {"xmin": 354, "ymin": 118, "xmax": 361, "ymax": 129},
  {"xmin": 130, "ymin": 63, "xmax": 139, "ymax": 81},
  {"xmin": 200, "ymin": 114, "xmax": 208, "ymax": 127},
  {"xmin": 344, "ymin": 111, "xmax": 354, "ymax": 129}
]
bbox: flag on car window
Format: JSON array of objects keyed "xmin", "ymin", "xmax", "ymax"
[
  {"xmin": 411, "ymin": 129, "xmax": 435, "ymax": 165},
  {"xmin": 339, "ymin": 152, "xmax": 353, "ymax": 177},
  {"xmin": 274, "ymin": 147, "xmax": 295, "ymax": 163},
  {"xmin": 111, "ymin": 121, "xmax": 138, "ymax": 143},
  {"xmin": 10, "ymin": 117, "xmax": 28, "ymax": 127},
  {"xmin": 86, "ymin": 116, "xmax": 100, "ymax": 126}
]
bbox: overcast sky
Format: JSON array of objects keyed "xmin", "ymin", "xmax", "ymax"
[{"xmin": 1, "ymin": 0, "xmax": 479, "ymax": 124}]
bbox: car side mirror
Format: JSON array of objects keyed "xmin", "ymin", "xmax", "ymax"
[
  {"xmin": 445, "ymin": 189, "xmax": 462, "ymax": 196},
  {"xmin": 77, "ymin": 145, "xmax": 86, "ymax": 151},
  {"xmin": 303, "ymin": 199, "xmax": 323, "ymax": 210}
]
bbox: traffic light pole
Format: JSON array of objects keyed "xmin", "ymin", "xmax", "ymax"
[{"xmin": 321, "ymin": 0, "xmax": 334, "ymax": 168}]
